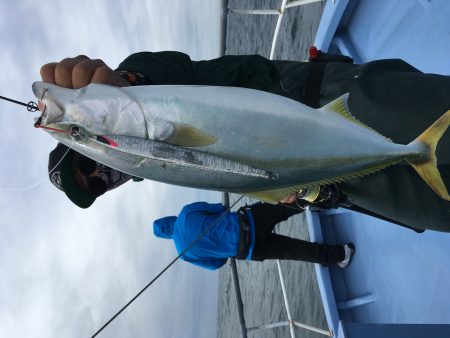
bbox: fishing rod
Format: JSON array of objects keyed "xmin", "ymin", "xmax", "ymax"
[
  {"xmin": 0, "ymin": 91, "xmax": 68, "ymax": 133},
  {"xmin": 0, "ymin": 94, "xmax": 56, "ymax": 191},
  {"xmin": 1, "ymin": 92, "xmax": 304, "ymax": 335},
  {"xmin": 0, "ymin": 95, "xmax": 39, "ymax": 112},
  {"xmin": 90, "ymin": 195, "xmax": 245, "ymax": 338}
]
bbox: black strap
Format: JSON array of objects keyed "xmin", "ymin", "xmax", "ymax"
[
  {"xmin": 304, "ymin": 49, "xmax": 353, "ymax": 109},
  {"xmin": 235, "ymin": 209, "xmax": 251, "ymax": 259},
  {"xmin": 304, "ymin": 62, "xmax": 327, "ymax": 108},
  {"xmin": 341, "ymin": 204, "xmax": 425, "ymax": 233}
]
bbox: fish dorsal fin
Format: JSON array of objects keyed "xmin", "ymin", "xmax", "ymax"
[
  {"xmin": 320, "ymin": 93, "xmax": 353, "ymax": 119},
  {"xmin": 320, "ymin": 94, "xmax": 391, "ymax": 141},
  {"xmin": 163, "ymin": 123, "xmax": 217, "ymax": 147}
]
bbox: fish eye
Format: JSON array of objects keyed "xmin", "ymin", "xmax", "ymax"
[{"xmin": 69, "ymin": 125, "xmax": 88, "ymax": 141}]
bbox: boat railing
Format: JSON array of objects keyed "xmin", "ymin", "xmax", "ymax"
[
  {"xmin": 222, "ymin": 1, "xmax": 333, "ymax": 337},
  {"xmin": 224, "ymin": 193, "xmax": 332, "ymax": 338},
  {"xmin": 228, "ymin": 0, "xmax": 325, "ymax": 59},
  {"xmin": 225, "ymin": 205, "xmax": 333, "ymax": 335},
  {"xmin": 222, "ymin": 0, "xmax": 333, "ymax": 338}
]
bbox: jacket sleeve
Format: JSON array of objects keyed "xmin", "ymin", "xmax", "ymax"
[
  {"xmin": 181, "ymin": 256, "xmax": 228, "ymax": 271},
  {"xmin": 116, "ymin": 51, "xmax": 196, "ymax": 84},
  {"xmin": 193, "ymin": 55, "xmax": 280, "ymax": 90},
  {"xmin": 116, "ymin": 51, "xmax": 280, "ymax": 91}
]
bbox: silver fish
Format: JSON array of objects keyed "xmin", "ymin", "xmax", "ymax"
[{"xmin": 32, "ymin": 82, "xmax": 450, "ymax": 203}]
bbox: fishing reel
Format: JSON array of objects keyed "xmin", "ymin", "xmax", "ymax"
[{"xmin": 296, "ymin": 184, "xmax": 341, "ymax": 210}]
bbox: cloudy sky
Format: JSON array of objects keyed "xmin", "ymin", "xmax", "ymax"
[{"xmin": 0, "ymin": 1, "xmax": 224, "ymax": 337}]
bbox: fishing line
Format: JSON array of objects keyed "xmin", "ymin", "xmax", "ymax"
[
  {"xmin": 3, "ymin": 89, "xmax": 298, "ymax": 331},
  {"xmin": 0, "ymin": 91, "xmax": 70, "ymax": 191},
  {"xmin": 90, "ymin": 195, "xmax": 245, "ymax": 338},
  {"xmin": 279, "ymin": 200, "xmax": 307, "ymax": 212},
  {"xmin": 0, "ymin": 177, "xmax": 46, "ymax": 192},
  {"xmin": 0, "ymin": 142, "xmax": 72, "ymax": 191}
]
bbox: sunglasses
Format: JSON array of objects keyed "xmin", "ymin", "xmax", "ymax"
[{"xmin": 75, "ymin": 156, "xmax": 108, "ymax": 196}]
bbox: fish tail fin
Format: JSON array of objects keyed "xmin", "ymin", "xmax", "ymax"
[{"xmin": 408, "ymin": 109, "xmax": 450, "ymax": 200}]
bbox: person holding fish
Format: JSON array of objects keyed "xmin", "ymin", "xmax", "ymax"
[
  {"xmin": 43, "ymin": 54, "xmax": 343, "ymax": 210},
  {"xmin": 152, "ymin": 200, "xmax": 355, "ymax": 270},
  {"xmin": 41, "ymin": 52, "xmax": 450, "ymax": 232}
]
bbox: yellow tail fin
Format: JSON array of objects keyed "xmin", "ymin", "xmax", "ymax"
[{"xmin": 409, "ymin": 109, "xmax": 450, "ymax": 201}]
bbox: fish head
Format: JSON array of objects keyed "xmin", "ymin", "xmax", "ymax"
[{"xmin": 32, "ymin": 81, "xmax": 146, "ymax": 138}]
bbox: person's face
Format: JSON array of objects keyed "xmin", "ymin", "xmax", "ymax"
[{"xmin": 72, "ymin": 155, "xmax": 108, "ymax": 196}]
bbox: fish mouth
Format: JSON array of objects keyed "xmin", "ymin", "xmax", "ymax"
[
  {"xmin": 41, "ymin": 122, "xmax": 87, "ymax": 140},
  {"xmin": 43, "ymin": 122, "xmax": 118, "ymax": 148}
]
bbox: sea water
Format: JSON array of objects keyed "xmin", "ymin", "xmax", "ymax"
[{"xmin": 217, "ymin": 2, "xmax": 328, "ymax": 337}]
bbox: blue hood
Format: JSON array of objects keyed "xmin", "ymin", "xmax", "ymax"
[{"xmin": 153, "ymin": 216, "xmax": 177, "ymax": 239}]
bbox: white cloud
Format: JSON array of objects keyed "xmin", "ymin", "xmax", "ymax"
[{"xmin": 0, "ymin": 1, "xmax": 223, "ymax": 337}]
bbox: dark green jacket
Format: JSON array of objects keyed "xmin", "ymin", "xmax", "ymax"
[
  {"xmin": 118, "ymin": 51, "xmax": 450, "ymax": 232},
  {"xmin": 117, "ymin": 51, "xmax": 281, "ymax": 91}
]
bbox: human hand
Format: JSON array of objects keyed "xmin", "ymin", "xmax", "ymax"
[
  {"xmin": 40, "ymin": 55, "xmax": 130, "ymax": 89},
  {"xmin": 279, "ymin": 194, "xmax": 297, "ymax": 204}
]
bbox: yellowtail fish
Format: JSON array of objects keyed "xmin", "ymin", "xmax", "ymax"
[{"xmin": 33, "ymin": 82, "xmax": 450, "ymax": 203}]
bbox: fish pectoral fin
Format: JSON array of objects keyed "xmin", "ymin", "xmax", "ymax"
[
  {"xmin": 408, "ymin": 109, "xmax": 450, "ymax": 201},
  {"xmin": 162, "ymin": 123, "xmax": 217, "ymax": 147},
  {"xmin": 320, "ymin": 93, "xmax": 391, "ymax": 140}
]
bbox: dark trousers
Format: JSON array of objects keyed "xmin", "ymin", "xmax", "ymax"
[
  {"xmin": 243, "ymin": 203, "xmax": 344, "ymax": 265},
  {"xmin": 272, "ymin": 59, "xmax": 450, "ymax": 232}
]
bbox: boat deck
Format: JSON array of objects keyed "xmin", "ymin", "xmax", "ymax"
[
  {"xmin": 315, "ymin": 0, "xmax": 450, "ymax": 74},
  {"xmin": 311, "ymin": 0, "xmax": 450, "ymax": 336},
  {"xmin": 309, "ymin": 210, "xmax": 450, "ymax": 322}
]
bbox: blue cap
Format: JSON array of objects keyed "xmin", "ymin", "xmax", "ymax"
[{"xmin": 153, "ymin": 216, "xmax": 177, "ymax": 239}]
